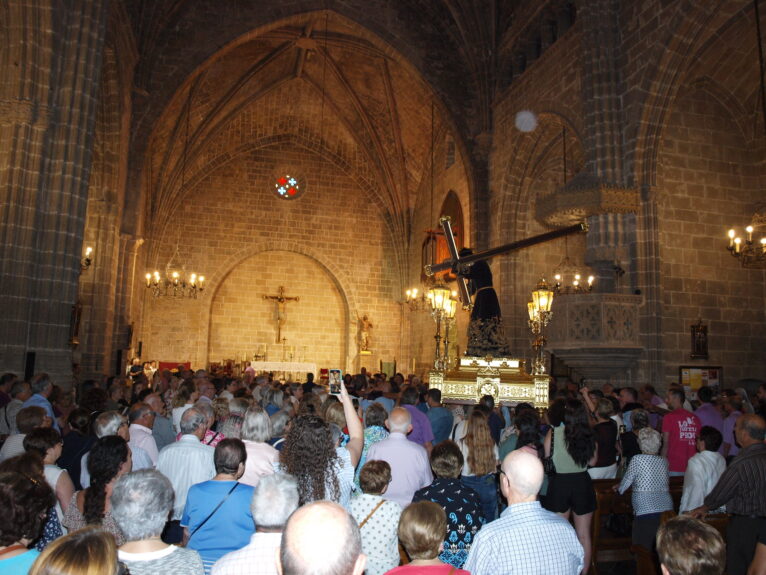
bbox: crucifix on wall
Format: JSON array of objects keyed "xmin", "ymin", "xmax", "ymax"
[{"xmin": 263, "ymin": 286, "xmax": 299, "ymax": 343}]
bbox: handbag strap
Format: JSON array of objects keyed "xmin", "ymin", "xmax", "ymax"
[
  {"xmin": 189, "ymin": 482, "xmax": 238, "ymax": 539},
  {"xmin": 205, "ymin": 432, "xmax": 220, "ymax": 445},
  {"xmin": 358, "ymin": 499, "xmax": 385, "ymax": 529}
]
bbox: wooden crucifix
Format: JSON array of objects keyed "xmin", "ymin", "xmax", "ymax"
[
  {"xmin": 425, "ymin": 216, "xmax": 588, "ymax": 309},
  {"xmin": 263, "ymin": 286, "xmax": 299, "ymax": 343}
]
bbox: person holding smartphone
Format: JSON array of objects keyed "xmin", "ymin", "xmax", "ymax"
[{"xmin": 278, "ymin": 379, "xmax": 363, "ymax": 509}]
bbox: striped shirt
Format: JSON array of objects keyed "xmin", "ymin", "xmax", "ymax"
[
  {"xmin": 464, "ymin": 501, "xmax": 583, "ymax": 575},
  {"xmin": 705, "ymin": 443, "xmax": 766, "ymax": 515}
]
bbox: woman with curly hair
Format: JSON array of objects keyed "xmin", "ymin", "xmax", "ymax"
[
  {"xmin": 63, "ymin": 435, "xmax": 131, "ymax": 545},
  {"xmin": 279, "ymin": 381, "xmax": 362, "ymax": 508},
  {"xmin": 455, "ymin": 409, "xmax": 500, "ymax": 521},
  {"xmin": 0, "ymin": 470, "xmax": 55, "ymax": 574},
  {"xmin": 542, "ymin": 398, "xmax": 598, "ymax": 572}
]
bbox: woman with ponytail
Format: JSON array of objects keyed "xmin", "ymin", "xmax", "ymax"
[{"xmin": 63, "ymin": 435, "xmax": 131, "ymax": 545}]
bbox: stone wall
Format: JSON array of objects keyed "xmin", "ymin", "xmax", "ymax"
[
  {"xmin": 656, "ymin": 85, "xmax": 766, "ymax": 384},
  {"xmin": 140, "ymin": 141, "xmax": 403, "ymax": 373}
]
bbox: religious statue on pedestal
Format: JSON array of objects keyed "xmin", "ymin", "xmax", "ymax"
[
  {"xmin": 460, "ymin": 248, "xmax": 510, "ymax": 358},
  {"xmin": 358, "ymin": 314, "xmax": 373, "ymax": 352}
]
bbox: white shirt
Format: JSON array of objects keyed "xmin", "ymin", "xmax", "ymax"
[
  {"xmin": 211, "ymin": 532, "xmax": 282, "ymax": 575},
  {"xmin": 129, "ymin": 423, "xmax": 159, "ymax": 465},
  {"xmin": 0, "ymin": 433, "xmax": 26, "ymax": 462},
  {"xmin": 157, "ymin": 434, "xmax": 216, "ymax": 519},
  {"xmin": 680, "ymin": 450, "xmax": 727, "ymax": 513},
  {"xmin": 349, "ymin": 494, "xmax": 401, "ymax": 575}
]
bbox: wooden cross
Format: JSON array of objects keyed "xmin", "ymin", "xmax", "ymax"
[
  {"xmin": 263, "ymin": 286, "xmax": 299, "ymax": 343},
  {"xmin": 426, "ymin": 217, "xmax": 588, "ymax": 308}
]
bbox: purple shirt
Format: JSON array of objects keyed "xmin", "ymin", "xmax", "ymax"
[
  {"xmin": 694, "ymin": 403, "xmax": 724, "ymax": 433},
  {"xmin": 695, "ymin": 403, "xmax": 725, "ymax": 454},
  {"xmin": 723, "ymin": 410, "xmax": 742, "ymax": 457},
  {"xmin": 403, "ymin": 404, "xmax": 434, "ymax": 447},
  {"xmin": 367, "ymin": 432, "xmax": 433, "ymax": 508}
]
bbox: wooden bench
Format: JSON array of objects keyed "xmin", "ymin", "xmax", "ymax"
[
  {"xmin": 591, "ymin": 477, "xmax": 729, "ymax": 575},
  {"xmin": 590, "ymin": 477, "xmax": 684, "ymax": 574}
]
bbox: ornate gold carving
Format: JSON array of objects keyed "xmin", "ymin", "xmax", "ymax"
[{"xmin": 429, "ymin": 356, "xmax": 549, "ymax": 408}]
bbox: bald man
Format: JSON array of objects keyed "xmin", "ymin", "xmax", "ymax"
[
  {"xmin": 464, "ymin": 450, "xmax": 583, "ymax": 575},
  {"xmin": 278, "ymin": 501, "xmax": 366, "ymax": 575},
  {"xmin": 690, "ymin": 414, "xmax": 766, "ymax": 575},
  {"xmin": 366, "ymin": 407, "xmax": 432, "ymax": 507}
]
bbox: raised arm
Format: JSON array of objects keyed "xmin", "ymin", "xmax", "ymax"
[{"xmin": 340, "ymin": 381, "xmax": 363, "ymax": 468}]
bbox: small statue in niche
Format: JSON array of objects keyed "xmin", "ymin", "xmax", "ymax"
[
  {"xmin": 358, "ymin": 314, "xmax": 373, "ymax": 352},
  {"xmin": 691, "ymin": 320, "xmax": 708, "ymax": 360}
]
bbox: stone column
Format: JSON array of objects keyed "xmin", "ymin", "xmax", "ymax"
[{"xmin": 0, "ymin": 2, "xmax": 109, "ymax": 384}]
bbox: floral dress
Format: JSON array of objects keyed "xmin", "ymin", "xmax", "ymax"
[
  {"xmin": 413, "ymin": 477, "xmax": 485, "ymax": 568},
  {"xmin": 63, "ymin": 492, "xmax": 125, "ymax": 546}
]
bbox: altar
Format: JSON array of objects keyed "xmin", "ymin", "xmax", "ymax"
[
  {"xmin": 428, "ymin": 356, "xmax": 549, "ymax": 409},
  {"xmin": 250, "ymin": 360, "xmax": 317, "ymax": 381}
]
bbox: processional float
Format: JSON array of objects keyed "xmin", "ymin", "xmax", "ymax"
[{"xmin": 424, "ymin": 217, "xmax": 587, "ymax": 409}]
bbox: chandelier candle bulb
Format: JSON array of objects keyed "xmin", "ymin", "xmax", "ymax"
[
  {"xmin": 85, "ymin": 247, "xmax": 93, "ymax": 258},
  {"xmin": 728, "ymin": 229, "xmax": 736, "ymax": 247},
  {"xmin": 747, "ymin": 226, "xmax": 754, "ymax": 242},
  {"xmin": 735, "ymin": 237, "xmax": 742, "ymax": 253}
]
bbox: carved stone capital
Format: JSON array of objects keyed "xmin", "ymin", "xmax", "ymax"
[{"xmin": 535, "ymin": 174, "xmax": 640, "ymax": 227}]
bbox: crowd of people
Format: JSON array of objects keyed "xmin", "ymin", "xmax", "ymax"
[{"xmin": 0, "ymin": 367, "xmax": 764, "ymax": 575}]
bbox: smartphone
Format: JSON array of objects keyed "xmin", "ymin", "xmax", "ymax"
[{"xmin": 329, "ymin": 369, "xmax": 342, "ymax": 394}]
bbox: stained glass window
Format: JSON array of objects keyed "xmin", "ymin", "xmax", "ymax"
[{"xmin": 274, "ymin": 174, "xmax": 304, "ymax": 199}]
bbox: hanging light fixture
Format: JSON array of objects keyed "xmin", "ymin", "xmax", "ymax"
[
  {"xmin": 528, "ymin": 278, "xmax": 554, "ymax": 375},
  {"xmin": 724, "ymin": 1, "xmax": 766, "ymax": 269},
  {"xmin": 145, "ymin": 245, "xmax": 205, "ymax": 298},
  {"xmin": 550, "ymin": 126, "xmax": 595, "ymax": 293},
  {"xmin": 553, "ymin": 238, "xmax": 594, "ymax": 294},
  {"xmin": 145, "ymin": 91, "xmax": 205, "ymax": 298}
]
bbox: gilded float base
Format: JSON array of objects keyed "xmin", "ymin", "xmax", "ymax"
[{"xmin": 428, "ymin": 356, "xmax": 549, "ymax": 409}]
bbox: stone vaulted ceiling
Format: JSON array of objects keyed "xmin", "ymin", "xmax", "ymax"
[{"xmin": 122, "ymin": 1, "xmax": 504, "ymax": 241}]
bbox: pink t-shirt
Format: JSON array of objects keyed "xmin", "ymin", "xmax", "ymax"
[
  {"xmin": 385, "ymin": 565, "xmax": 470, "ymax": 575},
  {"xmin": 661, "ymin": 409, "xmax": 700, "ymax": 473}
]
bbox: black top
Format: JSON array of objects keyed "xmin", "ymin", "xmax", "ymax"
[
  {"xmin": 592, "ymin": 420, "xmax": 618, "ymax": 468},
  {"xmin": 464, "ymin": 259, "xmax": 501, "ymax": 322},
  {"xmin": 620, "ymin": 431, "xmax": 641, "ymax": 466},
  {"xmin": 57, "ymin": 431, "xmax": 95, "ymax": 490}
]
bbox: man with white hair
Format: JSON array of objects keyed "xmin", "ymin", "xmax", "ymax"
[
  {"xmin": 278, "ymin": 500, "xmax": 366, "ymax": 575},
  {"xmin": 81, "ymin": 410, "xmax": 153, "ymax": 488},
  {"xmin": 112, "ymin": 469, "xmax": 205, "ymax": 574},
  {"xmin": 366, "ymin": 407, "xmax": 432, "ymax": 507},
  {"xmin": 464, "ymin": 450, "xmax": 584, "ymax": 574},
  {"xmin": 212, "ymin": 473, "xmax": 300, "ymax": 575},
  {"xmin": 157, "ymin": 406, "xmax": 216, "ymax": 522}
]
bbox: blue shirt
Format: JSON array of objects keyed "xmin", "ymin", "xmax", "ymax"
[
  {"xmin": 182, "ymin": 480, "xmax": 255, "ymax": 571},
  {"xmin": 464, "ymin": 501, "xmax": 583, "ymax": 575},
  {"xmin": 22, "ymin": 394, "xmax": 60, "ymax": 432},
  {"xmin": 427, "ymin": 406, "xmax": 454, "ymax": 445},
  {"xmin": 0, "ymin": 549, "xmax": 40, "ymax": 575}
]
